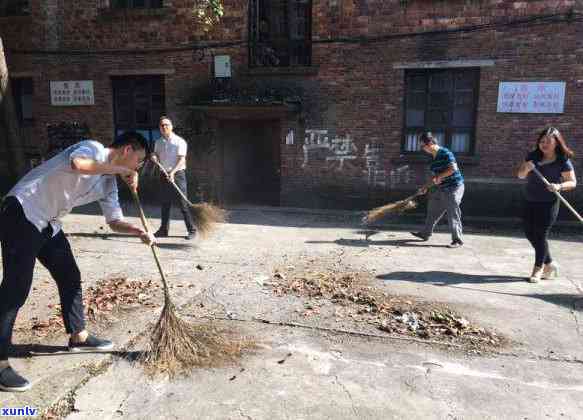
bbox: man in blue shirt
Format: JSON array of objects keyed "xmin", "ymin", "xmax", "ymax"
[{"xmin": 411, "ymin": 132, "xmax": 465, "ymax": 248}]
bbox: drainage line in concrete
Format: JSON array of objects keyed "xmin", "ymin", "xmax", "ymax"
[
  {"xmin": 197, "ymin": 315, "xmax": 583, "ymax": 366},
  {"xmin": 196, "ymin": 315, "xmax": 464, "ymax": 348}
]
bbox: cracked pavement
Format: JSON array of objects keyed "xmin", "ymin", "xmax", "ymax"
[{"xmin": 1, "ymin": 204, "xmax": 582, "ymax": 419}]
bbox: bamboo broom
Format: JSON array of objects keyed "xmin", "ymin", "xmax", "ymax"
[
  {"xmin": 151, "ymin": 156, "xmax": 226, "ymax": 237},
  {"xmin": 131, "ymin": 190, "xmax": 246, "ymax": 376},
  {"xmin": 363, "ymin": 184, "xmax": 435, "ymax": 224}
]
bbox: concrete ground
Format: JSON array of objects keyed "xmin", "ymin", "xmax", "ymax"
[{"xmin": 1, "ymin": 204, "xmax": 583, "ymax": 419}]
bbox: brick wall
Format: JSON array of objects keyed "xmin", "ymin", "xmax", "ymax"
[{"xmin": 1, "ymin": 0, "xmax": 582, "ymax": 217}]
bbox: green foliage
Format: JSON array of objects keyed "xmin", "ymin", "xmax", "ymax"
[{"xmin": 193, "ymin": 0, "xmax": 224, "ymax": 31}]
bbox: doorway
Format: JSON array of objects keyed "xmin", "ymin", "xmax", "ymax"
[{"xmin": 220, "ymin": 120, "xmax": 281, "ymax": 206}]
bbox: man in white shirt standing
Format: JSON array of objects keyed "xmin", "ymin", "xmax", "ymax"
[
  {"xmin": 0, "ymin": 131, "xmax": 155, "ymax": 392},
  {"xmin": 153, "ymin": 116, "xmax": 196, "ymax": 240}
]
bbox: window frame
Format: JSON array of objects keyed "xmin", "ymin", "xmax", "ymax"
[
  {"xmin": 111, "ymin": 76, "xmax": 165, "ymax": 147},
  {"xmin": 0, "ymin": 0, "xmax": 30, "ymax": 17},
  {"xmin": 401, "ymin": 68, "xmax": 480, "ymax": 156},
  {"xmin": 110, "ymin": 0, "xmax": 163, "ymax": 9},
  {"xmin": 10, "ymin": 77, "xmax": 34, "ymax": 127},
  {"xmin": 248, "ymin": 0, "xmax": 313, "ymax": 68}
]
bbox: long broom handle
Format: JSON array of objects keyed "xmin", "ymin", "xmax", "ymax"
[
  {"xmin": 151, "ymin": 158, "xmax": 194, "ymax": 206},
  {"xmin": 531, "ymin": 166, "xmax": 583, "ymax": 224},
  {"xmin": 130, "ymin": 189, "xmax": 171, "ymax": 297}
]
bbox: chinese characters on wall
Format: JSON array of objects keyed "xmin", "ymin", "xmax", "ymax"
[
  {"xmin": 50, "ymin": 81, "xmax": 95, "ymax": 106},
  {"xmin": 497, "ymin": 82, "xmax": 565, "ymax": 114},
  {"xmin": 302, "ymin": 129, "xmax": 358, "ymax": 170}
]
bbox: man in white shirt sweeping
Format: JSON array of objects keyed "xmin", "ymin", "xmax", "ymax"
[
  {"xmin": 0, "ymin": 131, "xmax": 155, "ymax": 392},
  {"xmin": 153, "ymin": 116, "xmax": 196, "ymax": 240}
]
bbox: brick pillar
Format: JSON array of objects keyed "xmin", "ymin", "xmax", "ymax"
[{"xmin": 0, "ymin": 38, "xmax": 26, "ymax": 177}]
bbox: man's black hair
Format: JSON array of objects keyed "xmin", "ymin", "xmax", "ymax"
[
  {"xmin": 419, "ymin": 132, "xmax": 437, "ymax": 145},
  {"xmin": 111, "ymin": 131, "xmax": 150, "ymax": 154}
]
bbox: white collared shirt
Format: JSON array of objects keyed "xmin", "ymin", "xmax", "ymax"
[
  {"xmin": 154, "ymin": 133, "xmax": 187, "ymax": 172},
  {"xmin": 7, "ymin": 140, "xmax": 124, "ymax": 236}
]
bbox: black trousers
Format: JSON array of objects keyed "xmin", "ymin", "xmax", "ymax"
[
  {"xmin": 159, "ymin": 170, "xmax": 196, "ymax": 234},
  {"xmin": 523, "ymin": 199, "xmax": 560, "ymax": 267},
  {"xmin": 0, "ymin": 197, "xmax": 85, "ymax": 360}
]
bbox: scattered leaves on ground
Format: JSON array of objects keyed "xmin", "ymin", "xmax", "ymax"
[
  {"xmin": 84, "ymin": 277, "xmax": 158, "ymax": 320},
  {"xmin": 270, "ymin": 268, "xmax": 506, "ymax": 353},
  {"xmin": 18, "ymin": 277, "xmax": 160, "ymax": 338}
]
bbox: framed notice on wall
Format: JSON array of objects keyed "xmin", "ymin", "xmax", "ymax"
[
  {"xmin": 50, "ymin": 81, "xmax": 95, "ymax": 106},
  {"xmin": 497, "ymin": 82, "xmax": 565, "ymax": 114}
]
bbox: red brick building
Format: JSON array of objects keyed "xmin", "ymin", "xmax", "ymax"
[{"xmin": 1, "ymin": 0, "xmax": 582, "ymax": 217}]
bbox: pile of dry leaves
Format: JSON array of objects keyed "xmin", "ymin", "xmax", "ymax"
[
  {"xmin": 23, "ymin": 277, "xmax": 159, "ymax": 338},
  {"xmin": 270, "ymin": 268, "xmax": 506, "ymax": 353},
  {"xmin": 84, "ymin": 276, "xmax": 158, "ymax": 320}
]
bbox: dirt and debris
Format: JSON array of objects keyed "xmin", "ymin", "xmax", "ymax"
[
  {"xmin": 269, "ymin": 267, "xmax": 507, "ymax": 353},
  {"xmin": 277, "ymin": 352, "xmax": 293, "ymax": 364},
  {"xmin": 16, "ymin": 277, "xmax": 160, "ymax": 339},
  {"xmin": 84, "ymin": 277, "xmax": 159, "ymax": 320}
]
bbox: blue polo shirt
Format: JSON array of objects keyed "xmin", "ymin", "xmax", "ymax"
[{"xmin": 430, "ymin": 147, "xmax": 464, "ymax": 189}]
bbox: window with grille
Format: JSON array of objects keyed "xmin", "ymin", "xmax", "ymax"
[
  {"xmin": 111, "ymin": 0, "xmax": 163, "ymax": 9},
  {"xmin": 11, "ymin": 78, "xmax": 33, "ymax": 126},
  {"xmin": 403, "ymin": 69, "xmax": 479, "ymax": 155},
  {"xmin": 249, "ymin": 0, "xmax": 312, "ymax": 67},
  {"xmin": 112, "ymin": 76, "xmax": 165, "ymax": 147},
  {"xmin": 0, "ymin": 0, "xmax": 30, "ymax": 16}
]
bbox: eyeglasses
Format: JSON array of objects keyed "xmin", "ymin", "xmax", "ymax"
[{"xmin": 160, "ymin": 123, "xmax": 171, "ymax": 127}]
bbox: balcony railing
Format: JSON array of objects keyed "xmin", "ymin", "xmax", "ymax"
[{"xmin": 249, "ymin": 39, "xmax": 312, "ymax": 68}]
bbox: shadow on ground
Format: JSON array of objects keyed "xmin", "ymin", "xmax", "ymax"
[
  {"xmin": 378, "ymin": 270, "xmax": 526, "ymax": 285},
  {"xmin": 379, "ymin": 272, "xmax": 583, "ymax": 312},
  {"xmin": 8, "ymin": 344, "xmax": 69, "ymax": 358},
  {"xmin": 306, "ymin": 238, "xmax": 451, "ymax": 248},
  {"xmin": 70, "ymin": 202, "xmax": 583, "ymax": 243},
  {"xmin": 527, "ymin": 293, "xmax": 583, "ymax": 311},
  {"xmin": 65, "ymin": 232, "xmax": 196, "ymax": 250},
  {"xmin": 8, "ymin": 345, "xmax": 147, "ymax": 361}
]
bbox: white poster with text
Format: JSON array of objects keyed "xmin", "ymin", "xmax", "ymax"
[
  {"xmin": 50, "ymin": 81, "xmax": 95, "ymax": 106},
  {"xmin": 497, "ymin": 82, "xmax": 565, "ymax": 114}
]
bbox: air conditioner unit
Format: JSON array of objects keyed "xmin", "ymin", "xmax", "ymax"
[{"xmin": 214, "ymin": 55, "xmax": 231, "ymax": 78}]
